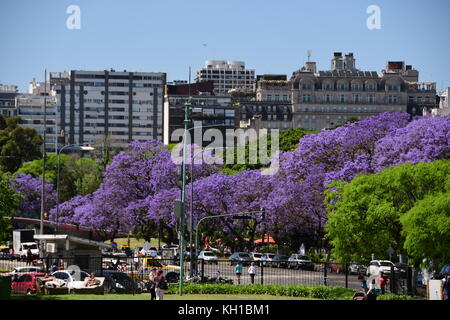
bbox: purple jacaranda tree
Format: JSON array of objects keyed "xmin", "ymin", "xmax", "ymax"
[
  {"xmin": 53, "ymin": 140, "xmax": 221, "ymax": 241},
  {"xmin": 132, "ymin": 169, "xmax": 274, "ymax": 250},
  {"xmin": 11, "ymin": 173, "xmax": 56, "ymax": 219},
  {"xmin": 48, "ymin": 194, "xmax": 90, "ymax": 225},
  {"xmin": 374, "ymin": 115, "xmax": 450, "ymax": 170},
  {"xmin": 264, "ymin": 112, "xmax": 410, "ymax": 249}
]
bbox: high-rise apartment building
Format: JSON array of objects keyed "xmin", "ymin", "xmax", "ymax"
[
  {"xmin": 50, "ymin": 69, "xmax": 166, "ymax": 149},
  {"xmin": 195, "ymin": 60, "xmax": 255, "ymax": 94},
  {"xmin": 163, "ymin": 81, "xmax": 239, "ymax": 146},
  {"xmin": 0, "ymin": 84, "xmax": 18, "ymax": 118},
  {"xmin": 16, "ymin": 79, "xmax": 57, "ymax": 153}
]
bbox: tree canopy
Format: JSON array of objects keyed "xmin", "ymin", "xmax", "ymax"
[
  {"xmin": 0, "ymin": 115, "xmax": 43, "ymax": 173},
  {"xmin": 325, "ymin": 160, "xmax": 450, "ymax": 266}
]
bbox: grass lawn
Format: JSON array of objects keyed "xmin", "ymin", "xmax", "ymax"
[{"xmin": 10, "ymin": 293, "xmax": 317, "ymax": 301}]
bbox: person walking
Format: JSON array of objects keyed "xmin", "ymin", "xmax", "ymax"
[
  {"xmin": 148, "ymin": 268, "xmax": 158, "ymax": 301},
  {"xmin": 235, "ymin": 262, "xmax": 243, "ymax": 285},
  {"xmin": 154, "ymin": 270, "xmax": 167, "ymax": 300},
  {"xmin": 26, "ymin": 248, "xmax": 33, "ymax": 265},
  {"xmin": 248, "ymin": 262, "xmax": 257, "ymax": 285},
  {"xmin": 358, "ymin": 275, "xmax": 369, "ymax": 294},
  {"xmin": 377, "ymin": 271, "xmax": 388, "ymax": 294},
  {"xmin": 443, "ymin": 275, "xmax": 450, "ymax": 301}
]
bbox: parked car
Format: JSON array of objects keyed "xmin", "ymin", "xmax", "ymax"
[
  {"xmin": 261, "ymin": 253, "xmax": 276, "ymax": 267},
  {"xmin": 348, "ymin": 263, "xmax": 367, "ymax": 275},
  {"xmin": 11, "ymin": 266, "xmax": 44, "ymax": 279},
  {"xmin": 139, "ymin": 257, "xmax": 180, "ymax": 283},
  {"xmin": 433, "ymin": 264, "xmax": 450, "ymax": 279},
  {"xmin": 11, "ymin": 272, "xmax": 44, "ymax": 295},
  {"xmin": 288, "ymin": 254, "xmax": 314, "ymax": 270},
  {"xmin": 51, "ymin": 269, "xmax": 91, "ymax": 290},
  {"xmin": 330, "ymin": 261, "xmax": 344, "ymax": 274},
  {"xmin": 270, "ymin": 255, "xmax": 290, "ymax": 268},
  {"xmin": 93, "ymin": 270, "xmax": 142, "ymax": 294},
  {"xmin": 367, "ymin": 260, "xmax": 398, "ymax": 276},
  {"xmin": 394, "ymin": 262, "xmax": 409, "ymax": 278},
  {"xmin": 198, "ymin": 251, "xmax": 219, "ymax": 264},
  {"xmin": 249, "ymin": 252, "xmax": 263, "ymax": 265},
  {"xmin": 229, "ymin": 252, "xmax": 252, "ymax": 266}
]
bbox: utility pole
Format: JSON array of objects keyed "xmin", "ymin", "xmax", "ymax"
[
  {"xmin": 40, "ymin": 69, "xmax": 47, "ymax": 236},
  {"xmin": 179, "ymin": 67, "xmax": 192, "ymax": 296}
]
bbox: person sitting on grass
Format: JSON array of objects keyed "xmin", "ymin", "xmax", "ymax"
[{"xmin": 84, "ymin": 273, "xmax": 100, "ymax": 287}]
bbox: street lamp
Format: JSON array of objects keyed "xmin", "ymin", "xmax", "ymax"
[{"xmin": 55, "ymin": 145, "xmax": 95, "ymax": 232}]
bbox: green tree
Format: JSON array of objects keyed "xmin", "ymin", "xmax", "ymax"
[
  {"xmin": 278, "ymin": 128, "xmax": 314, "ymax": 152},
  {"xmin": 16, "ymin": 153, "xmax": 102, "ymax": 202},
  {"xmin": 221, "ymin": 128, "xmax": 312, "ymax": 175},
  {"xmin": 400, "ymin": 191, "xmax": 450, "ymax": 268},
  {"xmin": 0, "ymin": 115, "xmax": 43, "ymax": 173},
  {"xmin": 0, "ymin": 172, "xmax": 20, "ymax": 241},
  {"xmin": 325, "ymin": 160, "xmax": 450, "ymax": 263}
]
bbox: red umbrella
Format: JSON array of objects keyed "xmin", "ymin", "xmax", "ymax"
[{"xmin": 254, "ymin": 235, "xmax": 276, "ymax": 244}]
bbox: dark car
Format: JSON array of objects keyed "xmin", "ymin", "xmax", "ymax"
[
  {"xmin": 94, "ymin": 270, "xmax": 142, "ymax": 294},
  {"xmin": 229, "ymin": 252, "xmax": 252, "ymax": 266},
  {"xmin": 434, "ymin": 264, "xmax": 450, "ymax": 279},
  {"xmin": 270, "ymin": 255, "xmax": 289, "ymax": 268},
  {"xmin": 394, "ymin": 262, "xmax": 409, "ymax": 278}
]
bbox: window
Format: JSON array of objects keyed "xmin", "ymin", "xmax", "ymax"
[
  {"xmin": 302, "ymin": 83, "xmax": 312, "ymax": 90},
  {"xmin": 267, "ymin": 95, "xmax": 272, "ymax": 101},
  {"xmin": 388, "ymin": 84, "xmax": 398, "ymax": 91},
  {"xmin": 302, "ymin": 94, "xmax": 311, "ymax": 103},
  {"xmin": 325, "ymin": 94, "xmax": 332, "ymax": 103},
  {"xmin": 340, "ymin": 94, "xmax": 345, "ymax": 103}
]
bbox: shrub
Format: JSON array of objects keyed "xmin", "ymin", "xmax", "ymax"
[{"xmin": 167, "ymin": 283, "xmax": 355, "ymax": 300}]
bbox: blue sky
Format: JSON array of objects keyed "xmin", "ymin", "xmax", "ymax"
[{"xmin": 0, "ymin": 0, "xmax": 449, "ymax": 92}]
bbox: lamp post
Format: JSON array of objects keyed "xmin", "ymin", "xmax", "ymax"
[
  {"xmin": 178, "ymin": 119, "xmax": 230, "ymax": 294},
  {"xmin": 55, "ymin": 145, "xmax": 94, "ymax": 232}
]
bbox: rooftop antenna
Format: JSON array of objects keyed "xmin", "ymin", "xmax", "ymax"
[{"xmin": 307, "ymin": 49, "xmax": 312, "ymax": 62}]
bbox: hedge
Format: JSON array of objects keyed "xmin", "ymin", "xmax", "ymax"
[{"xmin": 167, "ymin": 284, "xmax": 355, "ymax": 300}]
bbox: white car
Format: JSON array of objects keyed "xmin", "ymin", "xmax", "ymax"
[
  {"xmin": 51, "ymin": 269, "xmax": 91, "ymax": 290},
  {"xmin": 367, "ymin": 260, "xmax": 398, "ymax": 276},
  {"xmin": 10, "ymin": 266, "xmax": 44, "ymax": 278},
  {"xmin": 261, "ymin": 253, "xmax": 276, "ymax": 267},
  {"xmin": 250, "ymin": 252, "xmax": 263, "ymax": 265},
  {"xmin": 197, "ymin": 251, "xmax": 218, "ymax": 264},
  {"xmin": 19, "ymin": 242, "xmax": 39, "ymax": 258}
]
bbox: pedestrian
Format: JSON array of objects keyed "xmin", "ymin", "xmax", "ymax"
[
  {"xmin": 248, "ymin": 262, "xmax": 257, "ymax": 285},
  {"xmin": 148, "ymin": 268, "xmax": 158, "ymax": 301},
  {"xmin": 358, "ymin": 275, "xmax": 369, "ymax": 294},
  {"xmin": 26, "ymin": 248, "xmax": 33, "ymax": 265},
  {"xmin": 154, "ymin": 270, "xmax": 167, "ymax": 300},
  {"xmin": 50, "ymin": 262, "xmax": 58, "ymax": 274},
  {"xmin": 377, "ymin": 271, "xmax": 388, "ymax": 294},
  {"xmin": 235, "ymin": 262, "xmax": 243, "ymax": 285},
  {"xmin": 443, "ymin": 275, "xmax": 450, "ymax": 301}
]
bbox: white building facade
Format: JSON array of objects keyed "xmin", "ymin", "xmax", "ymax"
[
  {"xmin": 195, "ymin": 60, "xmax": 255, "ymax": 94},
  {"xmin": 50, "ymin": 70, "xmax": 166, "ymax": 149}
]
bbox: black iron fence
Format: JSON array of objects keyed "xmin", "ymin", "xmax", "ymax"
[{"xmin": 0, "ymin": 255, "xmax": 416, "ymax": 296}]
